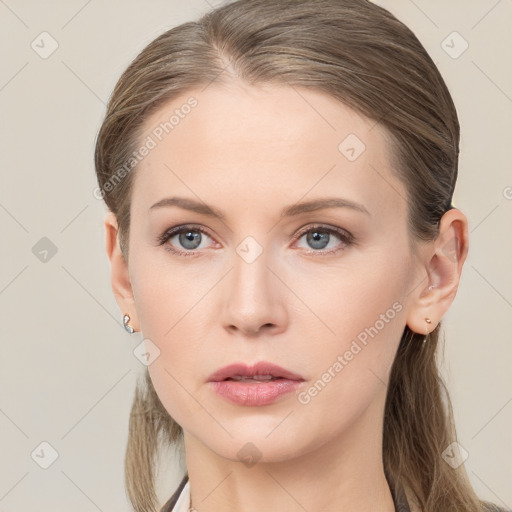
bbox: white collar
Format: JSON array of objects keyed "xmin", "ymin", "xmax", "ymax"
[{"xmin": 172, "ymin": 479, "xmax": 191, "ymax": 512}]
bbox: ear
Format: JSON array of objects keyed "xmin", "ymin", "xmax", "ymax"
[
  {"xmin": 406, "ymin": 208, "xmax": 469, "ymax": 335},
  {"xmin": 104, "ymin": 211, "xmax": 139, "ymax": 332}
]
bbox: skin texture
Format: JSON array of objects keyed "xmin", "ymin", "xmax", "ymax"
[{"xmin": 105, "ymin": 81, "xmax": 469, "ymax": 512}]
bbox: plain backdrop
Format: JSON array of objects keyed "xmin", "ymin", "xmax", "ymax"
[{"xmin": 1, "ymin": 0, "xmax": 511, "ymax": 510}]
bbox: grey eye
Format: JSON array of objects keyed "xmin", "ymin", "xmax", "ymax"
[
  {"xmin": 178, "ymin": 230, "xmax": 202, "ymax": 250},
  {"xmin": 306, "ymin": 230, "xmax": 330, "ymax": 250}
]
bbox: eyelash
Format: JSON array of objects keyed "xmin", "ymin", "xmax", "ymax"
[{"xmin": 156, "ymin": 223, "xmax": 354, "ymax": 257}]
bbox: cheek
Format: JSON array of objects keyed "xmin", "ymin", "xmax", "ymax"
[
  {"xmin": 294, "ymin": 303, "xmax": 405, "ymax": 441},
  {"xmin": 288, "ymin": 252, "xmax": 408, "ymax": 346},
  {"xmin": 130, "ymin": 259, "xmax": 211, "ymax": 413},
  {"xmin": 290, "ymin": 257, "xmax": 407, "ymax": 412},
  {"xmin": 130, "ymin": 253, "xmax": 208, "ymax": 340}
]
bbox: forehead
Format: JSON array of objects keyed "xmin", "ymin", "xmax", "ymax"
[{"xmin": 131, "ymin": 81, "xmax": 407, "ymax": 222}]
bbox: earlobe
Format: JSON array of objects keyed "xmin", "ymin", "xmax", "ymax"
[
  {"xmin": 406, "ymin": 208, "xmax": 469, "ymax": 335},
  {"xmin": 104, "ymin": 211, "xmax": 140, "ymax": 332}
]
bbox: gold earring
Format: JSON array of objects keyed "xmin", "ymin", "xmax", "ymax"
[
  {"xmin": 123, "ymin": 314, "xmax": 135, "ymax": 334},
  {"xmin": 423, "ymin": 317, "xmax": 432, "ymax": 343}
]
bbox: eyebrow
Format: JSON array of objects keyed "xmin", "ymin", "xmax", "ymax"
[{"xmin": 148, "ymin": 196, "xmax": 370, "ymax": 219}]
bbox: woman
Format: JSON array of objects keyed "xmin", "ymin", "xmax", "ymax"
[{"xmin": 94, "ymin": 0, "xmax": 508, "ymax": 511}]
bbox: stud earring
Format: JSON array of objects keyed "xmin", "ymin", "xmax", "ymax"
[{"xmin": 123, "ymin": 314, "xmax": 135, "ymax": 334}]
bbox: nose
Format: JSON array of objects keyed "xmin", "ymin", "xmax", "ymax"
[{"xmin": 221, "ymin": 248, "xmax": 288, "ymax": 337}]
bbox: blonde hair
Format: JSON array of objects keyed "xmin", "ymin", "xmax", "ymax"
[{"xmin": 94, "ymin": 1, "xmax": 506, "ymax": 511}]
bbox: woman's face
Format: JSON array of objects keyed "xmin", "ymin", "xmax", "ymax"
[{"xmin": 115, "ymin": 82, "xmax": 429, "ymax": 461}]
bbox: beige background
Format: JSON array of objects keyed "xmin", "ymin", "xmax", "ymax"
[{"xmin": 1, "ymin": 0, "xmax": 511, "ymax": 510}]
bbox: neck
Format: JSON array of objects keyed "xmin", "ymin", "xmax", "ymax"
[{"xmin": 183, "ymin": 391, "xmax": 396, "ymax": 512}]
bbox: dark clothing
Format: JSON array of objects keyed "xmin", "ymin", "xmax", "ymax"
[{"xmin": 160, "ymin": 473, "xmax": 413, "ymax": 512}]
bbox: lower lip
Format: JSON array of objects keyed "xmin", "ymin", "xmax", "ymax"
[{"xmin": 209, "ymin": 379, "xmax": 304, "ymax": 406}]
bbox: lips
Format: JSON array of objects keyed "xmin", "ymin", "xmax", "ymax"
[
  {"xmin": 208, "ymin": 362, "xmax": 306, "ymax": 406},
  {"xmin": 207, "ymin": 362, "xmax": 304, "ymax": 383}
]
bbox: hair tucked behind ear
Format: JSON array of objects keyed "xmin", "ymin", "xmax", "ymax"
[{"xmin": 94, "ymin": 1, "xmax": 508, "ymax": 511}]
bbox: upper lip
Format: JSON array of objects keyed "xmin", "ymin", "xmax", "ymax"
[{"xmin": 207, "ymin": 362, "xmax": 305, "ymax": 382}]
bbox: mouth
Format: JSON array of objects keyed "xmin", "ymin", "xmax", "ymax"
[
  {"xmin": 207, "ymin": 362, "xmax": 305, "ymax": 383},
  {"xmin": 224, "ymin": 375, "xmax": 283, "ymax": 382},
  {"xmin": 207, "ymin": 363, "xmax": 305, "ymax": 406}
]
